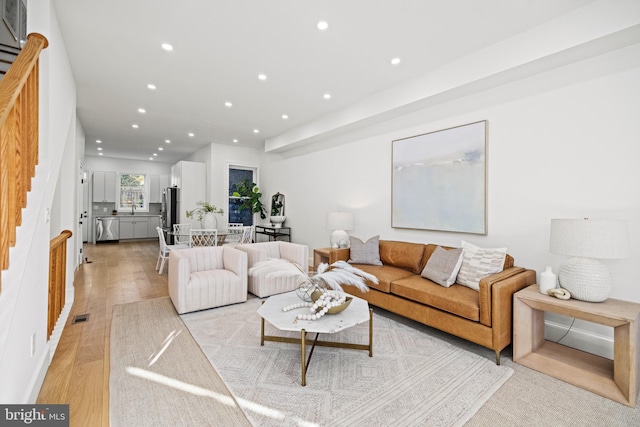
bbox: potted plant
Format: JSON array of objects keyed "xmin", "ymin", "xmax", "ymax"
[
  {"xmin": 270, "ymin": 192, "xmax": 285, "ymax": 228},
  {"xmin": 232, "ymin": 180, "xmax": 267, "ymax": 219},
  {"xmin": 186, "ymin": 201, "xmax": 224, "ymax": 229}
]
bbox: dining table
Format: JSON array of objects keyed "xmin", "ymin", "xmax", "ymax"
[{"xmin": 168, "ymin": 229, "xmax": 231, "ymax": 246}]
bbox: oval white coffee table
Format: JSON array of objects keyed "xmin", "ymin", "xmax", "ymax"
[{"xmin": 257, "ymin": 291, "xmax": 373, "ymax": 386}]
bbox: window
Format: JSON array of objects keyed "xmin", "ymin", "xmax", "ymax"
[
  {"xmin": 118, "ymin": 173, "xmax": 149, "ymax": 212},
  {"xmin": 228, "ymin": 167, "xmax": 256, "ymax": 225}
]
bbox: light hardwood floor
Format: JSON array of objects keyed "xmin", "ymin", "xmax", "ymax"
[{"xmin": 37, "ymin": 240, "xmax": 168, "ymax": 427}]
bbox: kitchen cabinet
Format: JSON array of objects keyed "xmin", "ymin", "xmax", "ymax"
[
  {"xmin": 92, "ymin": 171, "xmax": 116, "ymax": 202},
  {"xmin": 149, "ymin": 174, "xmax": 170, "ymax": 203},
  {"xmin": 148, "ymin": 216, "xmax": 161, "ymax": 237},
  {"xmin": 119, "ymin": 217, "xmax": 150, "ymax": 239}
]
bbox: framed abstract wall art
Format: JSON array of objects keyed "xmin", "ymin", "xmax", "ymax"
[{"xmin": 392, "ymin": 120, "xmax": 487, "ymax": 235}]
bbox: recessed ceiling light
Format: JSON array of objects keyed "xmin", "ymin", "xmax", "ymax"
[
  {"xmin": 225, "ymin": 101, "xmax": 232, "ymax": 107},
  {"xmin": 282, "ymin": 114, "xmax": 289, "ymax": 119},
  {"xmin": 138, "ymin": 108, "xmax": 146, "ymax": 113},
  {"xmin": 258, "ymin": 74, "xmax": 267, "ymax": 81},
  {"xmin": 317, "ymin": 21, "xmax": 329, "ymax": 31},
  {"xmin": 253, "ymin": 129, "xmax": 259, "ymax": 134},
  {"xmin": 153, "ymin": 153, "xmax": 158, "ymax": 156},
  {"xmin": 99, "ymin": 152, "xmax": 103, "ymax": 156},
  {"xmin": 161, "ymin": 43, "xmax": 173, "ymax": 51},
  {"xmin": 165, "ymin": 139, "xmax": 171, "ymax": 143},
  {"xmin": 147, "ymin": 83, "xmax": 156, "ymax": 90},
  {"xmin": 233, "ymin": 139, "xmax": 238, "ymax": 143},
  {"xmin": 158, "ymin": 147, "xmax": 163, "ymax": 151},
  {"xmin": 97, "ymin": 147, "xmax": 102, "ymax": 151},
  {"xmin": 132, "ymin": 124, "xmax": 139, "ymax": 129},
  {"xmin": 390, "ymin": 57, "xmax": 401, "ymax": 65},
  {"xmin": 188, "ymin": 132, "xmax": 194, "ymax": 137},
  {"xmin": 323, "ymin": 93, "xmax": 331, "ymax": 100},
  {"xmin": 149, "ymin": 157, "xmax": 153, "ymax": 160},
  {"xmin": 96, "ymin": 139, "xmax": 101, "ymax": 143}
]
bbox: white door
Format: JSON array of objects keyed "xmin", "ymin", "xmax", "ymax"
[{"xmin": 78, "ymin": 162, "xmax": 86, "ymax": 264}]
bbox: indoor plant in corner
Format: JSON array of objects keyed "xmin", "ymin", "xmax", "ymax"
[
  {"xmin": 185, "ymin": 201, "xmax": 224, "ymax": 229},
  {"xmin": 232, "ymin": 180, "xmax": 267, "ymax": 220}
]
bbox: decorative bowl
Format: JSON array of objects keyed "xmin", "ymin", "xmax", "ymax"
[{"xmin": 310, "ymin": 291, "xmax": 352, "ymax": 314}]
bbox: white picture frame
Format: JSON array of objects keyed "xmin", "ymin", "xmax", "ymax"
[{"xmin": 392, "ymin": 121, "xmax": 487, "ymax": 235}]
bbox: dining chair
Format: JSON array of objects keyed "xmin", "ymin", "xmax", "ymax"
[
  {"xmin": 224, "ymin": 225, "xmax": 254, "ymax": 247},
  {"xmin": 226, "ymin": 223, "xmax": 244, "ymax": 243},
  {"xmin": 156, "ymin": 227, "xmax": 189, "ymax": 274},
  {"xmin": 190, "ymin": 229, "xmax": 218, "ymax": 246},
  {"xmin": 228, "ymin": 222, "xmax": 244, "ymax": 234},
  {"xmin": 173, "ymin": 223, "xmax": 192, "ymax": 246},
  {"xmin": 239, "ymin": 225, "xmax": 254, "ymax": 244}
]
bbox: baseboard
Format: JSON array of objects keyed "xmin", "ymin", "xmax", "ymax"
[
  {"xmin": 25, "ymin": 289, "xmax": 75, "ymax": 403},
  {"xmin": 544, "ymin": 319, "xmax": 613, "ymax": 359},
  {"xmin": 47, "ymin": 288, "xmax": 75, "ymax": 359},
  {"xmin": 25, "ymin": 344, "xmax": 50, "ymax": 403}
]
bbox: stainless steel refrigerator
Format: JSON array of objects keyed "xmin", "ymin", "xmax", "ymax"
[{"xmin": 162, "ymin": 186, "xmax": 180, "ymax": 244}]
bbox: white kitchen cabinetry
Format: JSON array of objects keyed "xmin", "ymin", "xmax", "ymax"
[
  {"xmin": 93, "ymin": 171, "xmax": 116, "ymax": 202},
  {"xmin": 148, "ymin": 216, "xmax": 161, "ymax": 237},
  {"xmin": 149, "ymin": 174, "xmax": 170, "ymax": 203},
  {"xmin": 171, "ymin": 161, "xmax": 206, "ymax": 228},
  {"xmin": 119, "ymin": 217, "xmax": 150, "ymax": 239}
]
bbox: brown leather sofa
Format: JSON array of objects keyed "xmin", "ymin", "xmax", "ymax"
[{"xmin": 330, "ymin": 240, "xmax": 536, "ymax": 364}]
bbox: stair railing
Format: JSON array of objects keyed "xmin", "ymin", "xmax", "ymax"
[
  {"xmin": 0, "ymin": 33, "xmax": 49, "ymax": 292},
  {"xmin": 48, "ymin": 230, "xmax": 72, "ymax": 339}
]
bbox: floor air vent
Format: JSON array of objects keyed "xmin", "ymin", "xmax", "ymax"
[{"xmin": 72, "ymin": 314, "xmax": 90, "ymax": 324}]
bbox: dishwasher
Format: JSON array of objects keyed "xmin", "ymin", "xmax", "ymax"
[{"xmin": 95, "ymin": 216, "xmax": 120, "ymax": 242}]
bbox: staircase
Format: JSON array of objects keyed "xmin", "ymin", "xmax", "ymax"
[
  {"xmin": 0, "ymin": 33, "xmax": 48, "ymax": 292},
  {"xmin": 0, "ymin": 44, "xmax": 20, "ymax": 77}
]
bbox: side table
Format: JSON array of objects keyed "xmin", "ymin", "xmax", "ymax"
[
  {"xmin": 513, "ymin": 284, "xmax": 640, "ymax": 407},
  {"xmin": 313, "ymin": 247, "xmax": 344, "ymax": 270}
]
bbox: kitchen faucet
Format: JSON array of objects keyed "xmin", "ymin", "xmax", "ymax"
[{"xmin": 131, "ymin": 203, "xmax": 136, "ymax": 215}]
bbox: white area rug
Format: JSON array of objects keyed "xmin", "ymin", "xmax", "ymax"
[{"xmin": 182, "ymin": 297, "xmax": 513, "ymax": 426}]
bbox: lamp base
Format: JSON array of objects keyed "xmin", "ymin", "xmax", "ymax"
[
  {"xmin": 330, "ymin": 230, "xmax": 350, "ymax": 249},
  {"xmin": 558, "ymin": 257, "xmax": 612, "ymax": 302}
]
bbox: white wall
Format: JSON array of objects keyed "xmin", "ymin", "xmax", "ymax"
[
  {"xmin": 84, "ymin": 156, "xmax": 172, "ymax": 176},
  {"xmin": 260, "ymin": 43, "xmax": 640, "ymax": 355},
  {"xmin": 0, "ymin": 0, "xmax": 80, "ymax": 403},
  {"xmin": 184, "ymin": 143, "xmax": 262, "ymax": 229}
]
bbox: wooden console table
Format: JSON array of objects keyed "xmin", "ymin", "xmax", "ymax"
[{"xmin": 514, "ymin": 285, "xmax": 640, "ymax": 407}]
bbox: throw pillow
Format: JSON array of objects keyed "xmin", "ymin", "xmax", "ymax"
[
  {"xmin": 456, "ymin": 240, "xmax": 507, "ymax": 291},
  {"xmin": 421, "ymin": 246, "xmax": 464, "ymax": 287},
  {"xmin": 348, "ymin": 235, "xmax": 383, "ymax": 265}
]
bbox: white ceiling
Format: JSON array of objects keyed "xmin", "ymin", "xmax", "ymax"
[{"xmin": 52, "ymin": 0, "xmax": 598, "ymax": 163}]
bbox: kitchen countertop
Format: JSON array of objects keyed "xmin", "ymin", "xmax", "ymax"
[{"xmin": 96, "ymin": 214, "xmax": 161, "ymax": 218}]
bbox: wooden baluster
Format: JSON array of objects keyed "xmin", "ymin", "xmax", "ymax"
[{"xmin": 0, "ymin": 33, "xmax": 48, "ymax": 292}]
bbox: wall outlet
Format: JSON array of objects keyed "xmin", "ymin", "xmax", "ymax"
[{"xmin": 30, "ymin": 333, "xmax": 36, "ymax": 357}]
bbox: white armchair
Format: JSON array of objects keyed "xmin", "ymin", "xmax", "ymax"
[
  {"xmin": 168, "ymin": 246, "xmax": 248, "ymax": 314},
  {"xmin": 236, "ymin": 241, "xmax": 309, "ymax": 297}
]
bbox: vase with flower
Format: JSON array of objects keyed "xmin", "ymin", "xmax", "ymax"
[{"xmin": 185, "ymin": 201, "xmax": 224, "ymax": 229}]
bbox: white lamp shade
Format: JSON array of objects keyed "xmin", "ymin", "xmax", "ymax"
[
  {"xmin": 550, "ymin": 218, "xmax": 629, "ymax": 302},
  {"xmin": 550, "ymin": 219, "xmax": 629, "ymax": 259},
  {"xmin": 326, "ymin": 212, "xmax": 354, "ymax": 231}
]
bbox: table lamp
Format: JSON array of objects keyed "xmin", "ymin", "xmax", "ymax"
[
  {"xmin": 326, "ymin": 212, "xmax": 354, "ymax": 248},
  {"xmin": 550, "ymin": 218, "xmax": 629, "ymax": 302}
]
